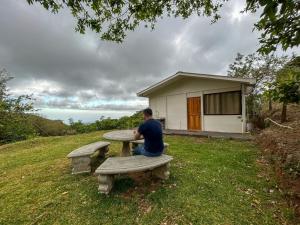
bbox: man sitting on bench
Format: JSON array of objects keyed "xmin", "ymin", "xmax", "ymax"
[{"xmin": 133, "ymin": 108, "xmax": 164, "ymax": 157}]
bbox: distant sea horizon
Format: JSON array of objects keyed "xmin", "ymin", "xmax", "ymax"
[{"xmin": 35, "ymin": 108, "xmax": 140, "ymax": 124}]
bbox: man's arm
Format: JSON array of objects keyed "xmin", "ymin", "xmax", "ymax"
[{"xmin": 133, "ymin": 130, "xmax": 142, "ymax": 140}]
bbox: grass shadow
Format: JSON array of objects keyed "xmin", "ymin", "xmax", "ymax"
[{"xmin": 113, "ymin": 176, "xmax": 136, "ymax": 193}]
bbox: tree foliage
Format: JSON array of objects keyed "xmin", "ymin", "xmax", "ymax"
[
  {"xmin": 228, "ymin": 53, "xmax": 289, "ymax": 118},
  {"xmin": 228, "ymin": 53, "xmax": 288, "ymax": 94},
  {"xmin": 245, "ymin": 0, "xmax": 300, "ymax": 53},
  {"xmin": 270, "ymin": 56, "xmax": 300, "ymax": 122},
  {"xmin": 69, "ymin": 111, "xmax": 143, "ymax": 133},
  {"xmin": 0, "ymin": 69, "xmax": 36, "ymax": 143},
  {"xmin": 26, "ymin": 0, "xmax": 300, "ymax": 54},
  {"xmin": 272, "ymin": 80, "xmax": 299, "ymax": 105}
]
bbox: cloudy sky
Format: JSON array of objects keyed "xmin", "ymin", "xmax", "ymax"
[{"xmin": 0, "ymin": 0, "xmax": 298, "ymax": 123}]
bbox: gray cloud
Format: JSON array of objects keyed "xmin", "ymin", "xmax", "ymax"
[
  {"xmin": 0, "ymin": 0, "xmax": 298, "ymax": 121},
  {"xmin": 44, "ymin": 100, "xmax": 145, "ymax": 111}
]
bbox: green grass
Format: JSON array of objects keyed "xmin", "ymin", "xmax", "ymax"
[{"xmin": 0, "ymin": 132, "xmax": 296, "ymax": 225}]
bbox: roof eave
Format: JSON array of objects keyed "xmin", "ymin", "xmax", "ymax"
[{"xmin": 137, "ymin": 72, "xmax": 256, "ymax": 97}]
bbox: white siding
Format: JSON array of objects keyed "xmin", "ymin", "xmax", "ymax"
[
  {"xmin": 166, "ymin": 94, "xmax": 187, "ymax": 130},
  {"xmin": 204, "ymin": 115, "xmax": 243, "ymax": 133},
  {"xmin": 150, "ymin": 96, "xmax": 167, "ymax": 118}
]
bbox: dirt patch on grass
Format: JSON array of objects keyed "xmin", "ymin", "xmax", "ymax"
[
  {"xmin": 119, "ymin": 172, "xmax": 163, "ymax": 198},
  {"xmin": 256, "ymin": 104, "xmax": 300, "ymax": 217}
]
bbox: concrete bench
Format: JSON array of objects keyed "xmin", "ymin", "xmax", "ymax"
[
  {"xmin": 95, "ymin": 154, "xmax": 173, "ymax": 194},
  {"xmin": 130, "ymin": 140, "xmax": 169, "ymax": 153},
  {"xmin": 67, "ymin": 141, "xmax": 110, "ymax": 174}
]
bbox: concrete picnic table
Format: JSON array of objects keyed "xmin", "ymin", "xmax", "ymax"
[{"xmin": 103, "ymin": 130, "xmax": 142, "ymax": 157}]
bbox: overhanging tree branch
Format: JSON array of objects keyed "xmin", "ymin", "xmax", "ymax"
[{"xmin": 25, "ymin": 0, "xmax": 300, "ymax": 53}]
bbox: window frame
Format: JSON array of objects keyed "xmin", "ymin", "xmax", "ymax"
[{"xmin": 203, "ymin": 90, "xmax": 242, "ymax": 115}]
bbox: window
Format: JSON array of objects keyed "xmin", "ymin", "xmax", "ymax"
[{"xmin": 204, "ymin": 91, "xmax": 241, "ymax": 115}]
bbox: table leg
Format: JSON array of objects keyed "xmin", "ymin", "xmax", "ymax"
[{"xmin": 121, "ymin": 141, "xmax": 131, "ymax": 157}]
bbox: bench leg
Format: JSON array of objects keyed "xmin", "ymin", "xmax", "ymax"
[
  {"xmin": 98, "ymin": 146, "xmax": 109, "ymax": 158},
  {"xmin": 152, "ymin": 163, "xmax": 170, "ymax": 180},
  {"xmin": 98, "ymin": 175, "xmax": 114, "ymax": 194},
  {"xmin": 121, "ymin": 141, "xmax": 131, "ymax": 157},
  {"xmin": 71, "ymin": 156, "xmax": 91, "ymax": 174}
]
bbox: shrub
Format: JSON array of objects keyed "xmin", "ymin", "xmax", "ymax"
[
  {"xmin": 0, "ymin": 112, "xmax": 36, "ymax": 144},
  {"xmin": 29, "ymin": 114, "xmax": 70, "ymax": 136},
  {"xmin": 69, "ymin": 111, "xmax": 144, "ymax": 134}
]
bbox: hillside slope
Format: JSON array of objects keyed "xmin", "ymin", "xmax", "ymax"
[
  {"xmin": 28, "ymin": 114, "xmax": 71, "ymax": 136},
  {"xmin": 257, "ymin": 104, "xmax": 300, "ymax": 215}
]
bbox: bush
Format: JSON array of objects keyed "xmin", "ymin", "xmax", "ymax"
[
  {"xmin": 29, "ymin": 114, "xmax": 70, "ymax": 136},
  {"xmin": 69, "ymin": 111, "xmax": 144, "ymax": 134},
  {"xmin": 0, "ymin": 112, "xmax": 36, "ymax": 144}
]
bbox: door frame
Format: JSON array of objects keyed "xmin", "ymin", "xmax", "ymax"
[{"xmin": 187, "ymin": 96, "xmax": 202, "ymax": 131}]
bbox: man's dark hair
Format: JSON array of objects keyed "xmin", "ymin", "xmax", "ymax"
[{"xmin": 143, "ymin": 108, "xmax": 153, "ymax": 116}]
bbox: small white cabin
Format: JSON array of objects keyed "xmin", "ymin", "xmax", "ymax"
[{"xmin": 137, "ymin": 71, "xmax": 255, "ymax": 133}]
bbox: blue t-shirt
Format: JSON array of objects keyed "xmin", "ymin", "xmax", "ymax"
[{"xmin": 138, "ymin": 119, "xmax": 164, "ymax": 154}]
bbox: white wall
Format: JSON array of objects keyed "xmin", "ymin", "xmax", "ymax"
[
  {"xmin": 166, "ymin": 94, "xmax": 187, "ymax": 130},
  {"xmin": 148, "ymin": 77, "xmax": 245, "ymax": 133},
  {"xmin": 149, "ymin": 96, "xmax": 167, "ymax": 118},
  {"xmin": 204, "ymin": 115, "xmax": 243, "ymax": 133}
]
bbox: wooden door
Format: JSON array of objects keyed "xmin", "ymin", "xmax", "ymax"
[{"xmin": 187, "ymin": 97, "xmax": 201, "ymax": 131}]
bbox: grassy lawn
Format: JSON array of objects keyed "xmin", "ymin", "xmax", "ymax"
[{"xmin": 0, "ymin": 131, "xmax": 296, "ymax": 225}]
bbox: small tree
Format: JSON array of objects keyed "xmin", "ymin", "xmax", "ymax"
[
  {"xmin": 228, "ymin": 53, "xmax": 288, "ymax": 120},
  {"xmin": 271, "ymin": 80, "xmax": 300, "ymax": 122},
  {"xmin": 271, "ymin": 56, "xmax": 300, "ymax": 122},
  {"xmin": 0, "ymin": 69, "xmax": 12, "ymax": 102},
  {"xmin": 0, "ymin": 69, "xmax": 35, "ymax": 143}
]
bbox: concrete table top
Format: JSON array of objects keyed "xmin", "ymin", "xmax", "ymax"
[
  {"xmin": 103, "ymin": 130, "xmax": 140, "ymax": 156},
  {"xmin": 103, "ymin": 130, "xmax": 136, "ymax": 141},
  {"xmin": 95, "ymin": 154, "xmax": 173, "ymax": 174}
]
